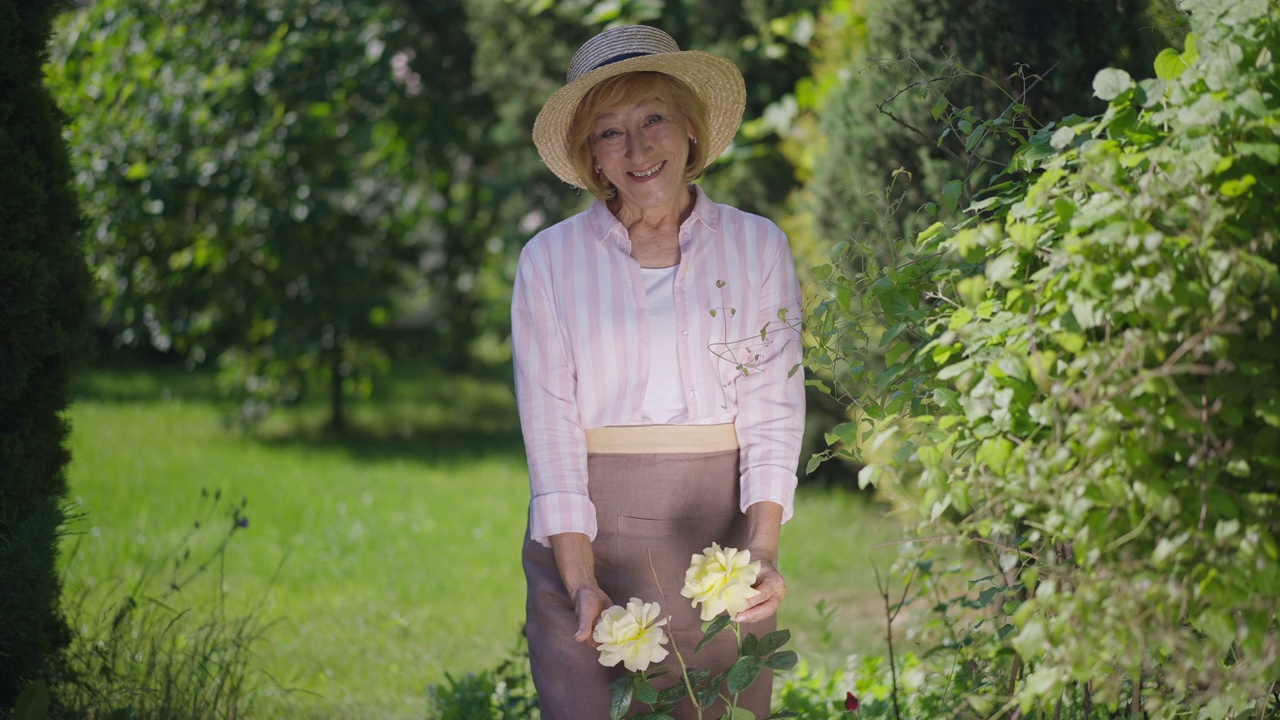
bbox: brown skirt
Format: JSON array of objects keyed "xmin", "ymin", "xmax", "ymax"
[{"xmin": 523, "ymin": 445, "xmax": 775, "ymax": 720}]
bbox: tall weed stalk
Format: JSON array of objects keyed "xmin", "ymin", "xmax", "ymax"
[{"xmin": 57, "ymin": 489, "xmax": 271, "ymax": 720}]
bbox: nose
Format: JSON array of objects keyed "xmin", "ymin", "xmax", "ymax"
[{"xmin": 624, "ymin": 127, "xmax": 651, "ymax": 159}]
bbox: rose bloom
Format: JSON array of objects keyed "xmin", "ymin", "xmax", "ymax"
[
  {"xmin": 680, "ymin": 543, "xmax": 762, "ymax": 621},
  {"xmin": 594, "ymin": 597, "xmax": 670, "ymax": 672}
]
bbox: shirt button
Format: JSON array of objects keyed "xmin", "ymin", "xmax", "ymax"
[
  {"xmin": 681, "ymin": 330, "xmax": 689, "ymax": 338},
  {"xmin": 688, "ymin": 389, "xmax": 696, "ymax": 397}
]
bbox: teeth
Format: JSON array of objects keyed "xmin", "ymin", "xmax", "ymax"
[{"xmin": 631, "ymin": 162, "xmax": 664, "ymax": 178}]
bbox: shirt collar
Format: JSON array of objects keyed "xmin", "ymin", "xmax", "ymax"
[{"xmin": 586, "ymin": 184, "xmax": 721, "ymax": 243}]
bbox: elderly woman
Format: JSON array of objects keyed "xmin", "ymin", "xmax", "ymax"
[{"xmin": 513, "ymin": 25, "xmax": 805, "ymax": 719}]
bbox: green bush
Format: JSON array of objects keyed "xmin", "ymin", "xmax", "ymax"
[
  {"xmin": 425, "ymin": 636, "xmax": 539, "ymax": 720},
  {"xmin": 0, "ymin": 0, "xmax": 93, "ymax": 710},
  {"xmin": 809, "ymin": 0, "xmax": 1280, "ymax": 716}
]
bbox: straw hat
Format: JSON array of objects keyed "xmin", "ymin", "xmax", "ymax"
[{"xmin": 533, "ymin": 25, "xmax": 746, "ymax": 188}]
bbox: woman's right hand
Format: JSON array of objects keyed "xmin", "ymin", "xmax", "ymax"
[
  {"xmin": 571, "ymin": 584, "xmax": 613, "ymax": 646},
  {"xmin": 550, "ymin": 532, "xmax": 610, "ymax": 646}
]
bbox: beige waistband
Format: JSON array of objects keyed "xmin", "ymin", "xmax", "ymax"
[{"xmin": 584, "ymin": 424, "xmax": 738, "ymax": 454}]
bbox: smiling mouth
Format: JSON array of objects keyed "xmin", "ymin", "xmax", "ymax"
[{"xmin": 628, "ymin": 161, "xmax": 665, "ymax": 178}]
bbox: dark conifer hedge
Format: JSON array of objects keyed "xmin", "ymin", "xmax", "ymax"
[{"xmin": 0, "ymin": 0, "xmax": 92, "ymax": 710}]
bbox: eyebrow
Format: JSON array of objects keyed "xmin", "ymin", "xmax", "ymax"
[{"xmin": 593, "ymin": 98, "xmax": 669, "ymax": 123}]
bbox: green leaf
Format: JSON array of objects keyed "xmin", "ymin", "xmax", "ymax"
[
  {"xmin": 763, "ymin": 650, "xmax": 798, "ymax": 671},
  {"xmin": 633, "ymin": 675, "xmax": 660, "ymax": 704},
  {"xmin": 1049, "ymin": 126, "xmax": 1076, "ymax": 150},
  {"xmin": 879, "ymin": 322, "xmax": 907, "ymax": 348},
  {"xmin": 697, "ymin": 614, "xmax": 732, "ymax": 653},
  {"xmin": 725, "ymin": 709, "xmax": 757, "ymax": 720},
  {"xmin": 1237, "ymin": 142, "xmax": 1280, "ymax": 164},
  {"xmin": 685, "ymin": 667, "xmax": 712, "ymax": 686},
  {"xmin": 933, "ymin": 387, "xmax": 961, "ymax": 412},
  {"xmin": 759, "ymin": 629, "xmax": 791, "ymax": 654},
  {"xmin": 1092, "ymin": 68, "xmax": 1132, "ymax": 101},
  {"xmin": 1154, "ymin": 48, "xmax": 1187, "ymax": 80},
  {"xmin": 825, "ymin": 422, "xmax": 857, "ymax": 448},
  {"xmin": 657, "ymin": 682, "xmax": 689, "ymax": 704},
  {"xmin": 1137, "ymin": 78, "xmax": 1167, "ymax": 106},
  {"xmin": 1054, "ymin": 332, "xmax": 1086, "ymax": 354},
  {"xmin": 976, "ymin": 584, "xmax": 1004, "ymax": 608},
  {"xmin": 976, "ymin": 437, "xmax": 1014, "ymax": 474},
  {"xmin": 937, "ymin": 358, "xmax": 974, "ymax": 381},
  {"xmin": 942, "ymin": 180, "xmax": 963, "ymax": 212},
  {"xmin": 740, "ymin": 632, "xmax": 762, "ymax": 657},
  {"xmin": 1221, "ymin": 175, "xmax": 1256, "ymax": 197},
  {"xmin": 726, "ymin": 656, "xmax": 762, "ymax": 694},
  {"xmin": 804, "ymin": 378, "xmax": 832, "ymax": 395},
  {"xmin": 698, "ymin": 674, "xmax": 725, "ymax": 708},
  {"xmin": 610, "ymin": 676, "xmax": 634, "ymax": 720},
  {"xmin": 805, "ymin": 454, "xmax": 824, "ymax": 474},
  {"xmin": 985, "ymin": 253, "xmax": 1019, "ymax": 286}
]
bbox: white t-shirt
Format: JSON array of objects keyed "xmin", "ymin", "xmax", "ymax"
[{"xmin": 640, "ymin": 265, "xmax": 689, "ymax": 424}]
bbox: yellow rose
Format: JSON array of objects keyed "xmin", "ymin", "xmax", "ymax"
[
  {"xmin": 680, "ymin": 543, "xmax": 761, "ymax": 621},
  {"xmin": 594, "ymin": 597, "xmax": 670, "ymax": 672}
]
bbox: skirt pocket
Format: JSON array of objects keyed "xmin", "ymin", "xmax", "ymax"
[{"xmin": 606, "ymin": 512, "xmax": 745, "ymax": 609}]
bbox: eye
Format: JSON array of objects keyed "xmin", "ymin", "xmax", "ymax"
[
  {"xmin": 598, "ymin": 128, "xmax": 621, "ymax": 140},
  {"xmin": 644, "ymin": 114, "xmax": 663, "ymax": 126}
]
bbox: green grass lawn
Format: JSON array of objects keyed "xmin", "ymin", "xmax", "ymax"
[{"xmin": 63, "ymin": 362, "xmax": 902, "ymax": 719}]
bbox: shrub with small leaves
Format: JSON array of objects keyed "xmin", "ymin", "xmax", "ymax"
[{"xmin": 809, "ymin": 0, "xmax": 1280, "ymax": 716}]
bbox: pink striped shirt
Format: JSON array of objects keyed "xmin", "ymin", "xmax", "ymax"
[{"xmin": 512, "ymin": 186, "xmax": 805, "ymax": 547}]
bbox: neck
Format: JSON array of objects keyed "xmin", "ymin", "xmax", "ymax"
[{"xmin": 609, "ymin": 185, "xmax": 696, "ymax": 234}]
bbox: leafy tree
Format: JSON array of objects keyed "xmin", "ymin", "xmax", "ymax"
[
  {"xmin": 809, "ymin": 0, "xmax": 1280, "ymax": 714},
  {"xmin": 48, "ymin": 0, "xmax": 424, "ymax": 429},
  {"xmin": 0, "ymin": 0, "xmax": 92, "ymax": 709}
]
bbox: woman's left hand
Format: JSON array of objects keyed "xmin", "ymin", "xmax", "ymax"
[{"xmin": 735, "ymin": 557, "xmax": 786, "ymax": 624}]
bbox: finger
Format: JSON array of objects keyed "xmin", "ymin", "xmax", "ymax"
[
  {"xmin": 735, "ymin": 594, "xmax": 781, "ymax": 623},
  {"xmin": 737, "ymin": 577, "xmax": 786, "ymax": 621}
]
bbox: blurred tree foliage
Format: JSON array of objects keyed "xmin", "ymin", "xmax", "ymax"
[
  {"xmin": 47, "ymin": 0, "xmax": 820, "ymax": 427},
  {"xmin": 808, "ymin": 0, "xmax": 1182, "ymax": 251},
  {"xmin": 49, "ymin": 0, "xmax": 422, "ymax": 429}
]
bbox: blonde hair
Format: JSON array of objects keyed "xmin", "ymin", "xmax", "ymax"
[{"xmin": 567, "ymin": 71, "xmax": 711, "ymax": 200}]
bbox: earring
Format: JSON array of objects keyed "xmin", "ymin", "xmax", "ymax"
[
  {"xmin": 594, "ymin": 165, "xmax": 601, "ymax": 173},
  {"xmin": 690, "ymin": 137, "xmax": 698, "ymax": 145}
]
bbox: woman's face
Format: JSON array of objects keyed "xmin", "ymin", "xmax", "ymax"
[{"xmin": 590, "ymin": 97, "xmax": 692, "ymax": 216}]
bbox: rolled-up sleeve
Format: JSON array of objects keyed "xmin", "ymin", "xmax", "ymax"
[
  {"xmin": 733, "ymin": 230, "xmax": 805, "ymax": 522},
  {"xmin": 511, "ymin": 245, "xmax": 596, "ymax": 547}
]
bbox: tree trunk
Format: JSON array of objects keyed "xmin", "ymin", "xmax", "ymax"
[{"xmin": 328, "ymin": 355, "xmax": 346, "ymax": 433}]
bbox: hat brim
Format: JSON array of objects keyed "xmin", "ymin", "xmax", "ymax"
[{"xmin": 532, "ymin": 51, "xmax": 746, "ymax": 189}]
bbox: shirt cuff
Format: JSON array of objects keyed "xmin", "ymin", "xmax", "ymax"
[
  {"xmin": 739, "ymin": 465, "xmax": 797, "ymax": 523},
  {"xmin": 528, "ymin": 491, "xmax": 598, "ymax": 548}
]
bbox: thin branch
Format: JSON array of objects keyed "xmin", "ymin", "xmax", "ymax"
[
  {"xmin": 874, "ymin": 73, "xmax": 966, "ymax": 165},
  {"xmin": 873, "ymin": 564, "xmax": 904, "ymax": 720}
]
